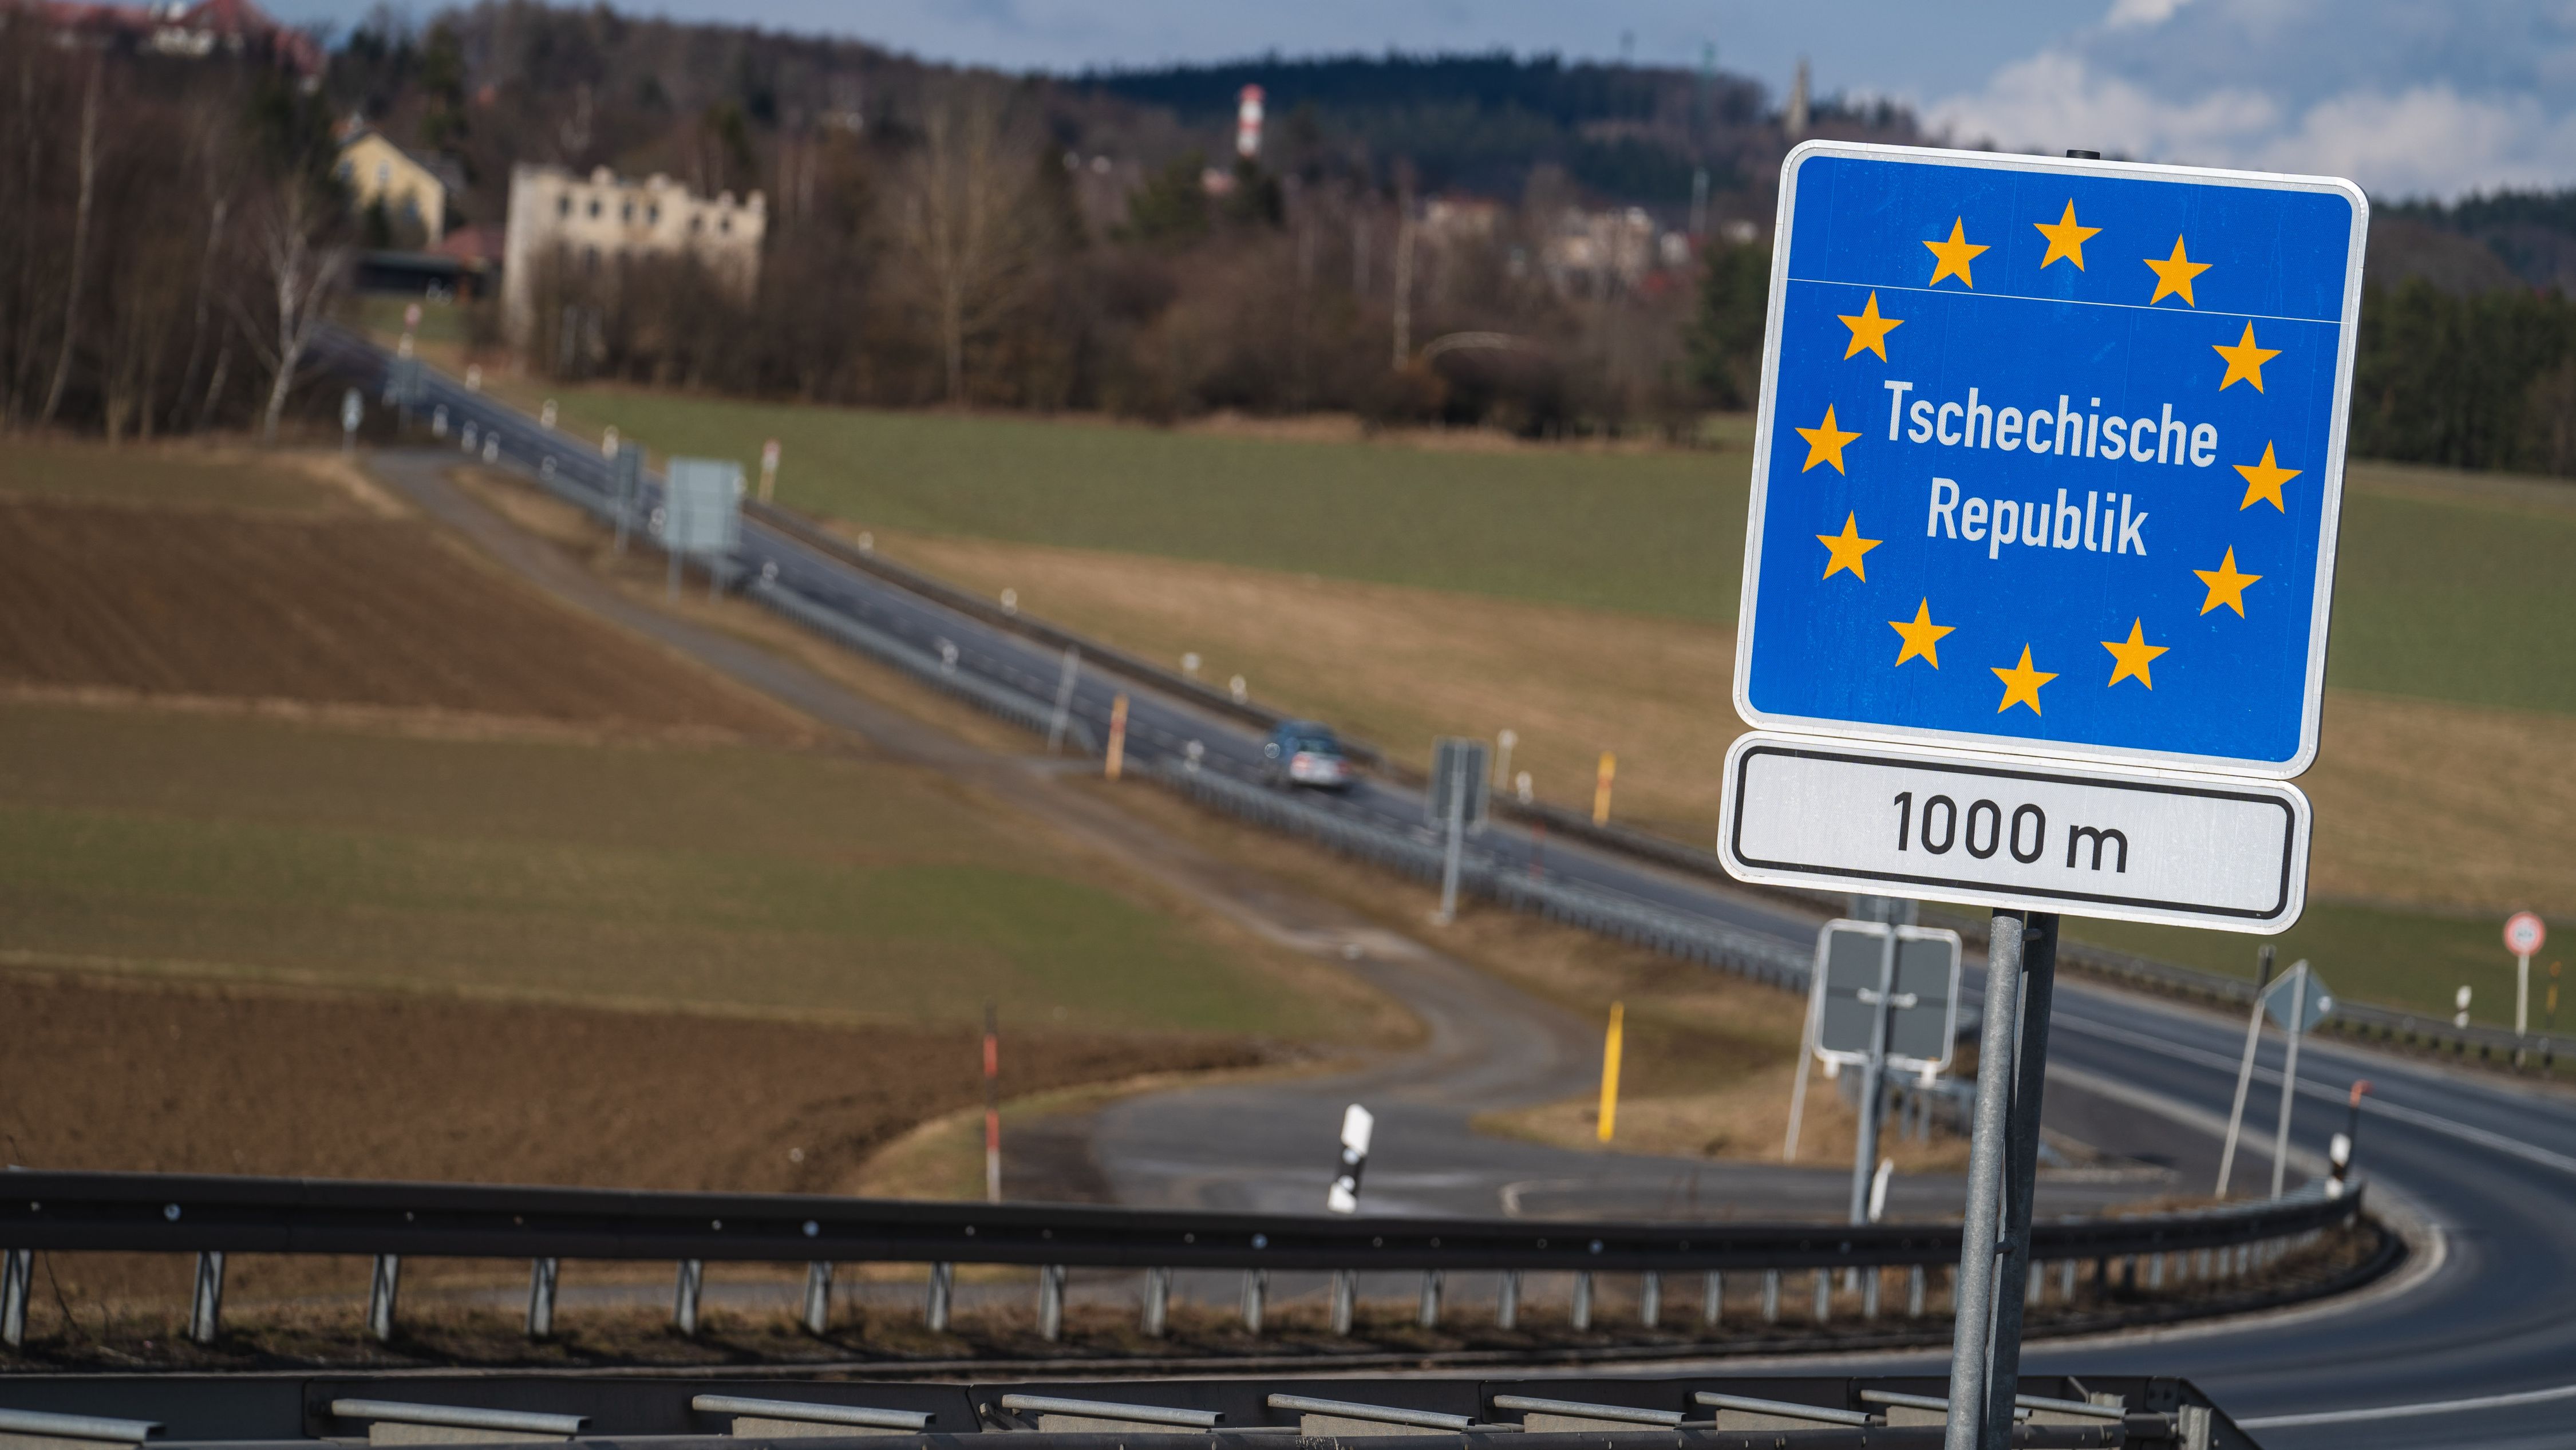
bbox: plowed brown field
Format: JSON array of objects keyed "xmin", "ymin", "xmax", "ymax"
[
  {"xmin": 0, "ymin": 498, "xmax": 788, "ymax": 737},
  {"xmin": 1, "ymin": 969, "xmax": 1257, "ymax": 1192}
]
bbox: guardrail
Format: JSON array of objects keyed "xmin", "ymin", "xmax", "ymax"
[
  {"xmin": 0, "ymin": 1372, "xmax": 2244, "ymax": 1448},
  {"xmin": 1153, "ymin": 758, "xmax": 1811, "ymax": 992},
  {"xmin": 0, "ymin": 1168, "xmax": 2360, "ymax": 1357},
  {"xmin": 316, "ymin": 330, "xmax": 2557, "ymax": 1076}
]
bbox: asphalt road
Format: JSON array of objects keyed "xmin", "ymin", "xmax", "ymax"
[{"xmin": 334, "ymin": 335, "xmax": 2576, "ymax": 1447}]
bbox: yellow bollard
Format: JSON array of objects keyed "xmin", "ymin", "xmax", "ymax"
[
  {"xmin": 1598, "ymin": 1001, "xmax": 1625, "ymax": 1143},
  {"xmin": 1593, "ymin": 751, "xmax": 1618, "ymax": 826},
  {"xmin": 1105, "ymin": 694, "xmax": 1129, "ymax": 781}
]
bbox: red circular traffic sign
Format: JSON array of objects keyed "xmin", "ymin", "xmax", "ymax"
[{"xmin": 2506, "ymin": 911, "xmax": 2546, "ymax": 957}]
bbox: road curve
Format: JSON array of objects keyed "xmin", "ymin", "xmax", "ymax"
[{"xmin": 333, "ymin": 337, "xmax": 2576, "ymax": 1447}]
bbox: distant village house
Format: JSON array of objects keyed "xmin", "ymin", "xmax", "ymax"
[
  {"xmin": 335, "ymin": 125, "xmax": 461, "ymax": 246},
  {"xmin": 500, "ymin": 164, "xmax": 766, "ymax": 347}
]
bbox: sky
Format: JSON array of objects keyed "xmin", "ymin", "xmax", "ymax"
[{"xmin": 269, "ymin": 0, "xmax": 2576, "ymax": 201}]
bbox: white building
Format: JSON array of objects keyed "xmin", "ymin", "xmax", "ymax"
[{"xmin": 501, "ymin": 164, "xmax": 767, "ymax": 345}]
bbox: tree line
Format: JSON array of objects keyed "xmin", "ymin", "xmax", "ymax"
[{"xmin": 0, "ymin": 19, "xmax": 348, "ymax": 441}]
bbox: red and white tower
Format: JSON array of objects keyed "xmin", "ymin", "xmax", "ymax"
[{"xmin": 1236, "ymin": 85, "xmax": 1265, "ymax": 160}]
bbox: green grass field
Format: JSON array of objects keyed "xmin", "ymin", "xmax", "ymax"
[
  {"xmin": 0, "ymin": 701, "xmax": 1326, "ymax": 1038},
  {"xmin": 546, "ymin": 390, "xmax": 2576, "ymax": 718},
  {"xmin": 2047, "ymin": 902, "xmax": 2558, "ymax": 1031},
  {"xmin": 550, "ymin": 392, "xmax": 1749, "ymax": 623}
]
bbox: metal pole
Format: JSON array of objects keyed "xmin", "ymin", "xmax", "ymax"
[
  {"xmin": 1849, "ymin": 922, "xmax": 1898, "ymax": 1223},
  {"xmin": 1942, "ymin": 908, "xmax": 2026, "ymax": 1450},
  {"xmin": 1046, "ymin": 648, "xmax": 1081, "ymax": 754},
  {"xmin": 1435, "ymin": 747, "xmax": 1467, "ymax": 924},
  {"xmin": 2215, "ymin": 988, "xmax": 2267, "ymax": 1198},
  {"xmin": 2518, "ymin": 951, "xmax": 2532, "ymax": 1040},
  {"xmin": 1981, "ymin": 911, "xmax": 2059, "ymax": 1450},
  {"xmin": 2271, "ymin": 961, "xmax": 2309, "ymax": 1199}
]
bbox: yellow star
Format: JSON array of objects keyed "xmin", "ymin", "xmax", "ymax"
[
  {"xmin": 1992, "ymin": 645, "xmax": 2057, "ymax": 716},
  {"xmin": 2194, "ymin": 547, "xmax": 2261, "ymax": 617},
  {"xmin": 1838, "ymin": 291, "xmax": 1905, "ymax": 361},
  {"xmin": 2144, "ymin": 235, "xmax": 2211, "ymax": 306},
  {"xmin": 1889, "ymin": 598, "xmax": 1954, "ymax": 667},
  {"xmin": 1795, "ymin": 404, "xmax": 1862, "ymax": 473},
  {"xmin": 2033, "ymin": 200, "xmax": 2100, "ymax": 271},
  {"xmin": 2233, "ymin": 441, "xmax": 2302, "ymax": 512},
  {"xmin": 2213, "ymin": 322, "xmax": 2282, "ymax": 393},
  {"xmin": 1818, "ymin": 513, "xmax": 1882, "ymax": 582},
  {"xmin": 2101, "ymin": 618, "xmax": 2170, "ymax": 689},
  {"xmin": 1922, "ymin": 217, "xmax": 1989, "ymax": 289}
]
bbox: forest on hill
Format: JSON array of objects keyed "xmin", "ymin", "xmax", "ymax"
[{"xmin": 5, "ymin": 0, "xmax": 2574, "ymax": 475}]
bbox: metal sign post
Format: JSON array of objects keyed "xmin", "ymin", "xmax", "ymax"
[
  {"xmin": 2507, "ymin": 912, "xmax": 2547, "ymax": 1045},
  {"xmin": 2215, "ymin": 959, "xmax": 2331, "ymax": 1198},
  {"xmin": 1709, "ymin": 141, "xmax": 2364, "ymax": 1450},
  {"xmin": 1428, "ymin": 737, "xmax": 1490, "ymax": 926},
  {"xmin": 1808, "ymin": 918, "xmax": 1962, "ymax": 1224}
]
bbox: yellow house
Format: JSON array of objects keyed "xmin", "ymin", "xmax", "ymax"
[{"xmin": 335, "ymin": 128, "xmax": 459, "ymax": 245}]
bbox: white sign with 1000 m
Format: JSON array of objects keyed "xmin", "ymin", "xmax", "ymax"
[{"xmin": 1721, "ymin": 734, "xmax": 2309, "ymax": 932}]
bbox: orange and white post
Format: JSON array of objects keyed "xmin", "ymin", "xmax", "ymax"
[
  {"xmin": 982, "ymin": 1002, "xmax": 1001, "ymax": 1203},
  {"xmin": 1105, "ymin": 693, "xmax": 1129, "ymax": 780},
  {"xmin": 1592, "ymin": 750, "xmax": 1618, "ymax": 826}
]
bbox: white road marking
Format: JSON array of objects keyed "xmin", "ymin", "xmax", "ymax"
[
  {"xmin": 2241, "ymin": 1380, "xmax": 2576, "ymax": 1428},
  {"xmin": 2051, "ymin": 1012, "xmax": 2576, "ymax": 1179}
]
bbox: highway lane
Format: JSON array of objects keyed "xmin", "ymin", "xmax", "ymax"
[{"xmin": 333, "ymin": 336, "xmax": 2576, "ymax": 1445}]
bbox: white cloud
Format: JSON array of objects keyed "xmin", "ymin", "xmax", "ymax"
[
  {"xmin": 1927, "ymin": 0, "xmax": 2576, "ymax": 198},
  {"xmin": 2103, "ymin": 0, "xmax": 2198, "ymax": 29},
  {"xmin": 1927, "ymin": 0, "xmax": 2576, "ymax": 199}
]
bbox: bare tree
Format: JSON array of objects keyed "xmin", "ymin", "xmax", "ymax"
[
  {"xmin": 895, "ymin": 80, "xmax": 1041, "ymax": 404},
  {"xmin": 234, "ymin": 180, "xmax": 347, "ymax": 442},
  {"xmin": 37, "ymin": 55, "xmax": 99, "ymax": 427}
]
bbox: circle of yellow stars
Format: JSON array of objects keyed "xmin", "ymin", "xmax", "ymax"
[{"xmin": 1784, "ymin": 192, "xmax": 2314, "ymax": 718}]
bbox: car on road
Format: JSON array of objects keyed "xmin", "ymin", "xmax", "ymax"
[{"xmin": 1263, "ymin": 721, "xmax": 1355, "ymax": 791}]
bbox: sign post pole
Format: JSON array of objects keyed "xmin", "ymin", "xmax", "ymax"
[
  {"xmin": 1847, "ymin": 924, "xmax": 1897, "ymax": 1225},
  {"xmin": 2216, "ymin": 990, "xmax": 2265, "ymax": 1199},
  {"xmin": 1942, "ymin": 909, "xmax": 2025, "ymax": 1450},
  {"xmin": 1436, "ymin": 746, "xmax": 1468, "ymax": 925},
  {"xmin": 1982, "ymin": 912, "xmax": 2059, "ymax": 1450},
  {"xmin": 2506, "ymin": 914, "xmax": 2547, "ymax": 1053},
  {"xmin": 2271, "ymin": 959, "xmax": 2310, "ymax": 1199}
]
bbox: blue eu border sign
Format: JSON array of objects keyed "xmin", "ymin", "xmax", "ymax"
[{"xmin": 1732, "ymin": 143, "xmax": 2366, "ymax": 780}]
